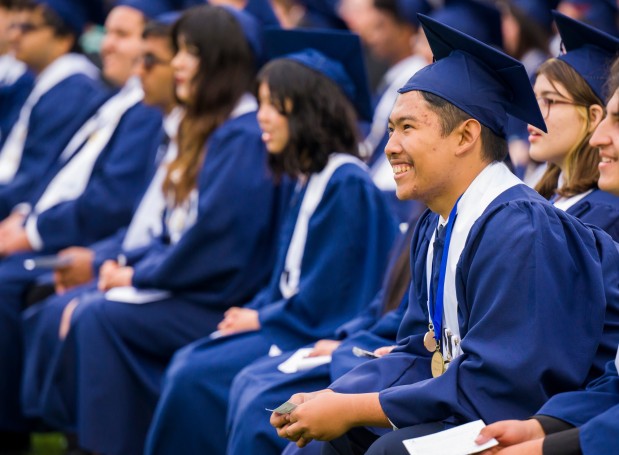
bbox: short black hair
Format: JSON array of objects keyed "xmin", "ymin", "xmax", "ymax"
[
  {"xmin": 143, "ymin": 20, "xmax": 172, "ymax": 40},
  {"xmin": 420, "ymin": 91, "xmax": 509, "ymax": 163},
  {"xmin": 258, "ymin": 59, "xmax": 359, "ymax": 176}
]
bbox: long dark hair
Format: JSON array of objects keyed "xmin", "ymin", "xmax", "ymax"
[
  {"xmin": 258, "ymin": 59, "xmax": 359, "ymax": 176},
  {"xmin": 163, "ymin": 5, "xmax": 256, "ymax": 204},
  {"xmin": 534, "ymin": 58, "xmax": 604, "ymax": 199}
]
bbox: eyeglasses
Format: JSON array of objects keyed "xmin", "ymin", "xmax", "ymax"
[
  {"xmin": 140, "ymin": 53, "xmax": 171, "ymax": 71},
  {"xmin": 536, "ymin": 96, "xmax": 587, "ymax": 119},
  {"xmin": 9, "ymin": 21, "xmax": 49, "ymax": 34}
]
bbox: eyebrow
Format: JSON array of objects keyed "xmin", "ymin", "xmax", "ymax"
[
  {"xmin": 388, "ymin": 115, "xmax": 419, "ymax": 125},
  {"xmin": 537, "ymin": 90, "xmax": 571, "ymax": 100}
]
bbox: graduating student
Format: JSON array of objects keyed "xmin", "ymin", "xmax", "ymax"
[
  {"xmin": 35, "ymin": 5, "xmax": 286, "ymax": 455},
  {"xmin": 20, "ymin": 14, "xmax": 181, "ymax": 423},
  {"xmin": 0, "ymin": 0, "xmax": 106, "ymax": 444},
  {"xmin": 475, "ymin": 56, "xmax": 619, "ymax": 455},
  {"xmin": 0, "ymin": 0, "xmax": 34, "ymax": 150},
  {"xmin": 0, "ymin": 0, "xmax": 163, "ymax": 435},
  {"xmin": 144, "ymin": 28, "xmax": 398, "ymax": 455},
  {"xmin": 0, "ymin": 0, "xmax": 106, "ymax": 216},
  {"xmin": 529, "ymin": 12, "xmax": 619, "ymax": 239},
  {"xmin": 270, "ymin": 15, "xmax": 619, "ymax": 455}
]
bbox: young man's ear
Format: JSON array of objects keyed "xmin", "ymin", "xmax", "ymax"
[{"xmin": 454, "ymin": 118, "xmax": 482, "ymax": 156}]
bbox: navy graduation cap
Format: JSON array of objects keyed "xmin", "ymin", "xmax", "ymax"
[
  {"xmin": 510, "ymin": 0, "xmax": 560, "ymax": 31},
  {"xmin": 34, "ymin": 0, "xmax": 91, "ymax": 35},
  {"xmin": 554, "ymin": 11, "xmax": 619, "ymax": 101},
  {"xmin": 430, "ymin": 0, "xmax": 502, "ymax": 49},
  {"xmin": 399, "ymin": 14, "xmax": 547, "ymax": 137},
  {"xmin": 395, "ymin": 0, "xmax": 432, "ymax": 27},
  {"xmin": 264, "ymin": 28, "xmax": 373, "ymax": 121}
]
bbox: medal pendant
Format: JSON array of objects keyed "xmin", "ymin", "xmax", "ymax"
[
  {"xmin": 423, "ymin": 330, "xmax": 436, "ymax": 352},
  {"xmin": 431, "ymin": 350, "xmax": 445, "ymax": 378}
]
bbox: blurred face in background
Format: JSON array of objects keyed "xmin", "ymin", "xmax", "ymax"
[
  {"xmin": 137, "ymin": 34, "xmax": 176, "ymax": 113},
  {"xmin": 101, "ymin": 6, "xmax": 144, "ymax": 86},
  {"xmin": 171, "ymin": 34, "xmax": 199, "ymax": 103},
  {"xmin": 257, "ymin": 81, "xmax": 290, "ymax": 154},
  {"xmin": 8, "ymin": 6, "xmax": 70, "ymax": 73}
]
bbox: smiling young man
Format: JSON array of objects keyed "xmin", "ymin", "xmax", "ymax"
[{"xmin": 271, "ymin": 15, "xmax": 619, "ymax": 455}]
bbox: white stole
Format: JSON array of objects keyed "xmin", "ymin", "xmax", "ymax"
[
  {"xmin": 31, "ymin": 78, "xmax": 143, "ymax": 216},
  {"xmin": 122, "ymin": 107, "xmax": 183, "ymax": 251},
  {"xmin": 425, "ymin": 163, "xmax": 521, "ymax": 362},
  {"xmin": 0, "ymin": 54, "xmax": 27, "ymax": 86},
  {"xmin": 0, "ymin": 53, "xmax": 99, "ymax": 184},
  {"xmin": 279, "ymin": 153, "xmax": 367, "ymax": 299}
]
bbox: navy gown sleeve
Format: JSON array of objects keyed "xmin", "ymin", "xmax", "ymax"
[
  {"xmin": 131, "ymin": 113, "xmax": 281, "ymax": 308},
  {"xmin": 0, "ymin": 75, "xmax": 108, "ymax": 219},
  {"xmin": 567, "ymin": 189, "xmax": 619, "ymax": 242},
  {"xmin": 91, "ymin": 228, "xmax": 126, "ymax": 271},
  {"xmin": 33, "ymin": 103, "xmax": 162, "ymax": 251},
  {"xmin": 375, "ymin": 201, "xmax": 616, "ymax": 428},
  {"xmin": 0, "ymin": 71, "xmax": 33, "ymax": 150},
  {"xmin": 257, "ymin": 166, "xmax": 398, "ymax": 351}
]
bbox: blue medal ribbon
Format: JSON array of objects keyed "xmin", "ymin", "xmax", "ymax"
[{"xmin": 430, "ymin": 196, "xmax": 462, "ymax": 347}]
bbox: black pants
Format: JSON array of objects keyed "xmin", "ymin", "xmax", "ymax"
[{"xmin": 322, "ymin": 423, "xmax": 445, "ymax": 455}]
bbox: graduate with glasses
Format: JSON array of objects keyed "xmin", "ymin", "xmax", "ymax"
[
  {"xmin": 528, "ymin": 11, "xmax": 619, "ymax": 240},
  {"xmin": 270, "ymin": 15, "xmax": 619, "ymax": 455},
  {"xmin": 475, "ymin": 56, "xmax": 619, "ymax": 455},
  {"xmin": 144, "ymin": 28, "xmax": 398, "ymax": 455}
]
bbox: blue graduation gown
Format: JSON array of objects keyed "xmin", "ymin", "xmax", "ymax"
[
  {"xmin": 144, "ymin": 161, "xmax": 398, "ymax": 455},
  {"xmin": 0, "ymin": 70, "xmax": 34, "ymax": 150},
  {"xmin": 36, "ymin": 112, "xmax": 286, "ymax": 455},
  {"xmin": 329, "ymin": 184, "xmax": 619, "ymax": 433},
  {"xmin": 536, "ymin": 358, "xmax": 619, "ymax": 455},
  {"xmin": 0, "ymin": 101, "xmax": 159, "ymax": 432},
  {"xmin": 0, "ymin": 74, "xmax": 108, "ymax": 219},
  {"xmin": 565, "ymin": 188, "xmax": 619, "ymax": 242}
]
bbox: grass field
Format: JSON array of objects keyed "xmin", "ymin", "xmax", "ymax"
[{"xmin": 29, "ymin": 434, "xmax": 67, "ymax": 455}]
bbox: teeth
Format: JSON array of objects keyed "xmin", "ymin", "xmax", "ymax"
[
  {"xmin": 392, "ymin": 164, "xmax": 412, "ymax": 175},
  {"xmin": 601, "ymin": 157, "xmax": 616, "ymax": 163}
]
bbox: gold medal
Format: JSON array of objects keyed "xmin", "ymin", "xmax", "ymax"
[
  {"xmin": 423, "ymin": 330, "xmax": 436, "ymax": 352},
  {"xmin": 431, "ymin": 350, "xmax": 445, "ymax": 378}
]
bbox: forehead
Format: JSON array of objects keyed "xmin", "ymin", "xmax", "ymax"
[
  {"xmin": 143, "ymin": 35, "xmax": 173, "ymax": 55},
  {"xmin": 533, "ymin": 73, "xmax": 570, "ymax": 98},
  {"xmin": 390, "ymin": 90, "xmax": 438, "ymax": 125},
  {"xmin": 105, "ymin": 6, "xmax": 144, "ymax": 33},
  {"xmin": 607, "ymin": 91, "xmax": 619, "ymax": 112}
]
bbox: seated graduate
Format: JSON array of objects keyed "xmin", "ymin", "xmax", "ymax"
[
  {"xmin": 529, "ymin": 12, "xmax": 619, "ymax": 240},
  {"xmin": 143, "ymin": 27, "xmax": 398, "ymax": 455},
  {"xmin": 20, "ymin": 10, "xmax": 181, "ymax": 428},
  {"xmin": 0, "ymin": 0, "xmax": 165, "ymax": 442},
  {"xmin": 0, "ymin": 0, "xmax": 108, "ymax": 443},
  {"xmin": 474, "ymin": 52, "xmax": 619, "ymax": 455},
  {"xmin": 0, "ymin": 0, "xmax": 107, "ymax": 217},
  {"xmin": 269, "ymin": 14, "xmax": 619, "ymax": 455},
  {"xmin": 0, "ymin": 0, "xmax": 34, "ymax": 151},
  {"xmin": 24, "ymin": 4, "xmax": 286, "ymax": 455},
  {"xmin": 227, "ymin": 214, "xmax": 420, "ymax": 455}
]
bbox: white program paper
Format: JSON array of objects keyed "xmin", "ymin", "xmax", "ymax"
[
  {"xmin": 277, "ymin": 347, "xmax": 332, "ymax": 373},
  {"xmin": 105, "ymin": 286, "xmax": 170, "ymax": 304},
  {"xmin": 403, "ymin": 420, "xmax": 498, "ymax": 455}
]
